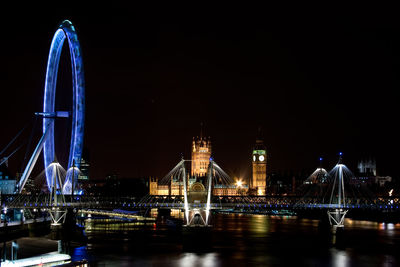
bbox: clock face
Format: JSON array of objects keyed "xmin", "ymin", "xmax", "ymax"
[
  {"xmin": 253, "ymin": 155, "xmax": 256, "ymax": 161},
  {"xmin": 259, "ymin": 155, "xmax": 265, "ymax": 162}
]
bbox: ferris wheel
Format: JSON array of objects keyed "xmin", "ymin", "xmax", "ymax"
[{"xmin": 17, "ymin": 20, "xmax": 85, "ymax": 194}]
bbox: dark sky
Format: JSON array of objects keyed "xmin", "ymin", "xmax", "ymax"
[{"xmin": 0, "ymin": 4, "xmax": 399, "ymax": 182}]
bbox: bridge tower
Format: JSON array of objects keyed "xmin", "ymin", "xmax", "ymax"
[
  {"xmin": 47, "ymin": 161, "xmax": 67, "ymax": 226},
  {"xmin": 183, "ymin": 158, "xmax": 214, "ymax": 227},
  {"xmin": 327, "ymin": 153, "xmax": 348, "ymax": 230}
]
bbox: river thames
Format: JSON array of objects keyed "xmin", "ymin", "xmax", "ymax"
[{"xmin": 49, "ymin": 212, "xmax": 399, "ymax": 266}]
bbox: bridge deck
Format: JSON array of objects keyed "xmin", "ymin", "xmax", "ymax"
[{"xmin": 3, "ymin": 195, "xmax": 399, "ymax": 211}]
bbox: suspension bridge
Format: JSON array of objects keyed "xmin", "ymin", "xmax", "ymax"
[{"xmin": 0, "ymin": 20, "xmax": 396, "ymax": 234}]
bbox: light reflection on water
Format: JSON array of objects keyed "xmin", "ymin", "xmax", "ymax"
[
  {"xmin": 178, "ymin": 253, "xmax": 219, "ymax": 267},
  {"xmin": 332, "ymin": 249, "xmax": 349, "ymax": 267},
  {"xmin": 73, "ymin": 213, "xmax": 400, "ymax": 266}
]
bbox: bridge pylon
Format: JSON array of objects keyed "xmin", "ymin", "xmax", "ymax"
[
  {"xmin": 327, "ymin": 153, "xmax": 348, "ymax": 230},
  {"xmin": 47, "ymin": 161, "xmax": 67, "ymax": 226},
  {"xmin": 182, "ymin": 159, "xmax": 215, "ymax": 228}
]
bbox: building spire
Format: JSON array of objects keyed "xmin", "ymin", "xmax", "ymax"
[
  {"xmin": 200, "ymin": 122, "xmax": 203, "ymax": 139},
  {"xmin": 257, "ymin": 126, "xmax": 262, "ymax": 141}
]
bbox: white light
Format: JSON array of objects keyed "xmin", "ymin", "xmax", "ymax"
[
  {"xmin": 259, "ymin": 155, "xmax": 265, "ymax": 162},
  {"xmin": 389, "ymin": 189, "xmax": 394, "ymax": 196},
  {"xmin": 2, "ymin": 252, "xmax": 71, "ymax": 266},
  {"xmin": 332, "ymin": 250, "xmax": 348, "ymax": 267}
]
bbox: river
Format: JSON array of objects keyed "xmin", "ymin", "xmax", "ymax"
[{"xmin": 64, "ymin": 212, "xmax": 400, "ymax": 266}]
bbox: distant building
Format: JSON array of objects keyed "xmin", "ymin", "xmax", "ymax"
[
  {"xmin": 78, "ymin": 148, "xmax": 90, "ymax": 180},
  {"xmin": 358, "ymin": 158, "xmax": 377, "ymax": 176},
  {"xmin": 349, "ymin": 176, "xmax": 376, "ymax": 185},
  {"xmin": 150, "ymin": 131, "xmax": 244, "ymax": 196},
  {"xmin": 354, "ymin": 158, "xmax": 392, "ymax": 187},
  {"xmin": 149, "ymin": 176, "xmax": 185, "ymax": 195},
  {"xmin": 251, "ymin": 139, "xmax": 267, "ymax": 195},
  {"xmin": 149, "ymin": 176, "xmax": 161, "ymax": 195},
  {"xmin": 191, "ymin": 136, "xmax": 212, "ymax": 177},
  {"xmin": 375, "ymin": 176, "xmax": 392, "ymax": 187},
  {"xmin": 0, "ymin": 159, "xmax": 16, "ymax": 194},
  {"xmin": 78, "ymin": 158, "xmax": 90, "ymax": 180}
]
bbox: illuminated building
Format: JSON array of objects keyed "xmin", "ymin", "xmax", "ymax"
[
  {"xmin": 251, "ymin": 139, "xmax": 267, "ymax": 195},
  {"xmin": 0, "ymin": 159, "xmax": 16, "ymax": 194},
  {"xmin": 78, "ymin": 158, "xmax": 90, "ymax": 180},
  {"xmin": 357, "ymin": 158, "xmax": 377, "ymax": 176},
  {"xmin": 149, "ymin": 176, "xmax": 185, "ymax": 195},
  {"xmin": 213, "ymin": 184, "xmax": 247, "ymax": 195},
  {"xmin": 149, "ymin": 132, "xmax": 246, "ymax": 196},
  {"xmin": 355, "ymin": 158, "xmax": 392, "ymax": 187},
  {"xmin": 149, "ymin": 177, "xmax": 160, "ymax": 195},
  {"xmin": 191, "ymin": 136, "xmax": 211, "ymax": 177}
]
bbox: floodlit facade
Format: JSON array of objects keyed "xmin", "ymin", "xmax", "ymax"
[
  {"xmin": 149, "ymin": 134, "xmax": 246, "ymax": 196},
  {"xmin": 191, "ymin": 136, "xmax": 212, "ymax": 177},
  {"xmin": 252, "ymin": 139, "xmax": 267, "ymax": 195}
]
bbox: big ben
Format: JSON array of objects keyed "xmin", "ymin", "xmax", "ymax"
[{"xmin": 252, "ymin": 139, "xmax": 267, "ymax": 195}]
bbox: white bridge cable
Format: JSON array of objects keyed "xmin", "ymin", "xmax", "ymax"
[
  {"xmin": 158, "ymin": 160, "xmax": 185, "ymax": 185},
  {"xmin": 304, "ymin": 168, "xmax": 328, "ymax": 184},
  {"xmin": 329, "ymin": 164, "xmax": 352, "ymax": 206},
  {"xmin": 206, "ymin": 161, "xmax": 234, "ymax": 190},
  {"xmin": 8, "ymin": 163, "xmax": 67, "ymax": 207},
  {"xmin": 0, "ymin": 122, "xmax": 30, "ymax": 157},
  {"xmin": 0, "ymin": 142, "xmax": 26, "ymax": 166}
]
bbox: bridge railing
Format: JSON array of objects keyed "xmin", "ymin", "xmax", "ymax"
[{"xmin": 3, "ymin": 194, "xmax": 399, "ymax": 211}]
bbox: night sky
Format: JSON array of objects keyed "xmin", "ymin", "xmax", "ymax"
[{"xmin": 1, "ymin": 4, "xmax": 399, "ymax": 182}]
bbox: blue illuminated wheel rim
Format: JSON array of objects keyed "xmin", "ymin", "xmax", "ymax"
[{"xmin": 43, "ymin": 20, "xmax": 85, "ymax": 191}]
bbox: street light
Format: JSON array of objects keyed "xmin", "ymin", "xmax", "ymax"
[
  {"xmin": 2, "ymin": 206, "xmax": 8, "ymax": 227},
  {"xmin": 236, "ymin": 179, "xmax": 244, "ymax": 196}
]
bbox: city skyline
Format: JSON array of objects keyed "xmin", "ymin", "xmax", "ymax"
[
  {"xmin": 2, "ymin": 5, "xmax": 400, "ymax": 267},
  {"xmin": 0, "ymin": 5, "xmax": 398, "ymax": 180}
]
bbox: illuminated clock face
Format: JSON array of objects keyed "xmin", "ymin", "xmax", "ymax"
[
  {"xmin": 253, "ymin": 155, "xmax": 256, "ymax": 161},
  {"xmin": 259, "ymin": 155, "xmax": 265, "ymax": 162}
]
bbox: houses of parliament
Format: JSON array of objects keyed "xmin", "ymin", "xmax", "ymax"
[{"xmin": 149, "ymin": 133, "xmax": 267, "ymax": 196}]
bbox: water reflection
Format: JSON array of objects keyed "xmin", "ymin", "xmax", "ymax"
[
  {"xmin": 76, "ymin": 213, "xmax": 400, "ymax": 266},
  {"xmin": 248, "ymin": 215, "xmax": 269, "ymax": 235},
  {"xmin": 332, "ymin": 249, "xmax": 349, "ymax": 267},
  {"xmin": 178, "ymin": 253, "xmax": 219, "ymax": 267}
]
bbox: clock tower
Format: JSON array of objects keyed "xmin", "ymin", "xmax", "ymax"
[{"xmin": 252, "ymin": 139, "xmax": 267, "ymax": 195}]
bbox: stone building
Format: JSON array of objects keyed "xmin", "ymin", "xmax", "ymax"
[
  {"xmin": 149, "ymin": 132, "xmax": 246, "ymax": 196},
  {"xmin": 191, "ymin": 136, "xmax": 212, "ymax": 177},
  {"xmin": 251, "ymin": 139, "xmax": 267, "ymax": 195}
]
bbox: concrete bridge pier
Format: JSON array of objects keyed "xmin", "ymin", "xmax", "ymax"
[{"xmin": 50, "ymin": 208, "xmax": 85, "ymax": 253}]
